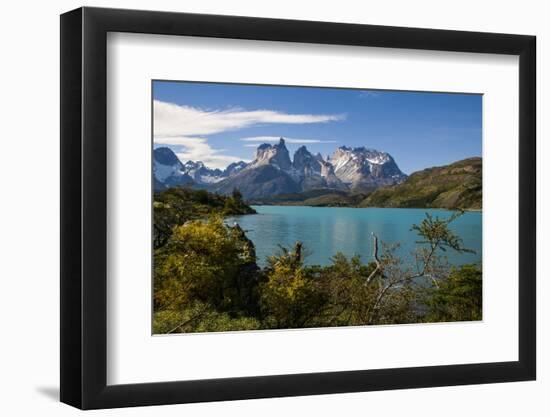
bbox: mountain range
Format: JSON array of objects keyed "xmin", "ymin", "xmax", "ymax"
[
  {"xmin": 153, "ymin": 138, "xmax": 407, "ymax": 198},
  {"xmin": 153, "ymin": 148, "xmax": 247, "ymax": 191},
  {"xmin": 152, "ymin": 147, "xmax": 194, "ymax": 191}
]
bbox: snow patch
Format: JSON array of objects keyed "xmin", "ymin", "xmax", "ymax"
[
  {"xmin": 154, "ymin": 162, "xmax": 182, "ymax": 182},
  {"xmin": 199, "ymin": 175, "xmax": 224, "ymax": 184}
]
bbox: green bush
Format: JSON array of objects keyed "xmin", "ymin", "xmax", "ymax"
[
  {"xmin": 153, "ymin": 188, "xmax": 482, "ymax": 333},
  {"xmin": 423, "ymin": 264, "xmax": 482, "ymax": 322}
]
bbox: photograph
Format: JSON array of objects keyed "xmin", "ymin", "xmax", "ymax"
[{"xmin": 152, "ymin": 81, "xmax": 483, "ymax": 334}]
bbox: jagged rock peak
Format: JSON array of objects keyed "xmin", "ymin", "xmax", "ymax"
[
  {"xmin": 153, "ymin": 147, "xmax": 193, "ymax": 190},
  {"xmin": 154, "ymin": 147, "xmax": 181, "ymax": 166},
  {"xmin": 223, "ymin": 161, "xmax": 248, "ymax": 177},
  {"xmin": 293, "ymin": 146, "xmax": 319, "ymax": 171},
  {"xmin": 251, "ymin": 137, "xmax": 292, "ymax": 170},
  {"xmin": 330, "ymin": 146, "xmax": 406, "ymax": 189},
  {"xmin": 183, "ymin": 160, "xmax": 205, "ymax": 170}
]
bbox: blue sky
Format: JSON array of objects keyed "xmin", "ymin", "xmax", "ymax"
[{"xmin": 153, "ymin": 80, "xmax": 482, "ymax": 174}]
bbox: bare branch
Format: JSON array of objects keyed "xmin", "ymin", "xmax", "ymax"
[
  {"xmin": 365, "ymin": 232, "xmax": 382, "ymax": 285},
  {"xmin": 166, "ymin": 306, "xmax": 209, "ymax": 334}
]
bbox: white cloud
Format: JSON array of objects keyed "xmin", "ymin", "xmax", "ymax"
[
  {"xmin": 155, "ymin": 136, "xmax": 247, "ymax": 169},
  {"xmin": 240, "ymin": 136, "xmax": 338, "ymax": 144},
  {"xmin": 153, "ymin": 100, "xmax": 344, "ymax": 169},
  {"xmin": 154, "ymin": 100, "xmax": 345, "ymax": 137}
]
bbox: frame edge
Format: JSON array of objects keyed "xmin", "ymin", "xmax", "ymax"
[
  {"xmin": 518, "ymin": 34, "xmax": 537, "ymax": 381},
  {"xmin": 60, "ymin": 7, "xmax": 84, "ymax": 409},
  {"xmin": 61, "ymin": 6, "xmax": 537, "ymax": 409}
]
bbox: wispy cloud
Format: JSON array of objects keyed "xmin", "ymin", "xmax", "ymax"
[
  {"xmin": 240, "ymin": 136, "xmax": 338, "ymax": 145},
  {"xmin": 155, "ymin": 136, "xmax": 248, "ymax": 169},
  {"xmin": 154, "ymin": 100, "xmax": 345, "ymax": 169},
  {"xmin": 154, "ymin": 100, "xmax": 345, "ymax": 137}
]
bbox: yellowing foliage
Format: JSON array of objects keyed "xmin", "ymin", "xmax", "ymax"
[{"xmin": 152, "ymin": 188, "xmax": 482, "ymax": 334}]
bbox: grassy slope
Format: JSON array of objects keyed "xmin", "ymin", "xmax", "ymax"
[{"xmin": 359, "ymin": 157, "xmax": 482, "ymax": 209}]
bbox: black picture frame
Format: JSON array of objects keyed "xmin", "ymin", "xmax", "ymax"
[{"xmin": 60, "ymin": 6, "xmax": 536, "ymax": 410}]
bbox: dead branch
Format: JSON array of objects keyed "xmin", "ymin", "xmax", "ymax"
[{"xmin": 365, "ymin": 232, "xmax": 382, "ymax": 285}]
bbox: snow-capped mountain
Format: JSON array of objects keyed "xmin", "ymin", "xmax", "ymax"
[
  {"xmin": 155, "ymin": 139, "xmax": 406, "ymax": 198},
  {"xmin": 211, "ymin": 138, "xmax": 405, "ymax": 198},
  {"xmin": 153, "ymin": 147, "xmax": 194, "ymax": 191},
  {"xmin": 223, "ymin": 161, "xmax": 248, "ymax": 177},
  {"xmin": 182, "ymin": 160, "xmax": 225, "ymax": 184},
  {"xmin": 153, "ymin": 147, "xmax": 249, "ymax": 189},
  {"xmin": 292, "ymin": 145, "xmax": 346, "ymax": 191},
  {"xmin": 329, "ymin": 146, "xmax": 407, "ymax": 190},
  {"xmin": 212, "ymin": 139, "xmax": 299, "ymax": 198}
]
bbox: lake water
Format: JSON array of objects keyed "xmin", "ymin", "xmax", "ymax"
[{"xmin": 227, "ymin": 206, "xmax": 482, "ymax": 267}]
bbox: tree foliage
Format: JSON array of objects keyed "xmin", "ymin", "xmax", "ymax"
[
  {"xmin": 153, "ymin": 187, "xmax": 255, "ymax": 249},
  {"xmin": 153, "ymin": 215, "xmax": 264, "ymax": 333},
  {"xmin": 260, "ymin": 243, "xmax": 326, "ymax": 329},
  {"xmin": 423, "ymin": 264, "xmax": 482, "ymax": 322},
  {"xmin": 153, "ymin": 188, "xmax": 482, "ymax": 333}
]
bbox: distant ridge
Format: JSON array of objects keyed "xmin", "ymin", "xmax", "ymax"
[
  {"xmin": 360, "ymin": 157, "xmax": 482, "ymax": 209},
  {"xmin": 153, "ymin": 144, "xmax": 481, "ymax": 209},
  {"xmin": 153, "ymin": 147, "xmax": 248, "ymax": 190}
]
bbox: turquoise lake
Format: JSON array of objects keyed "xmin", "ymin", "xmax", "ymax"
[{"xmin": 227, "ymin": 206, "xmax": 482, "ymax": 267}]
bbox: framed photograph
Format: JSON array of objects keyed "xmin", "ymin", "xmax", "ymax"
[{"xmin": 60, "ymin": 7, "xmax": 536, "ymax": 409}]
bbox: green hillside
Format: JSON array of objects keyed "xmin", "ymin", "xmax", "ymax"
[
  {"xmin": 359, "ymin": 157, "xmax": 482, "ymax": 209},
  {"xmin": 250, "ymin": 189, "xmax": 367, "ymax": 207}
]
